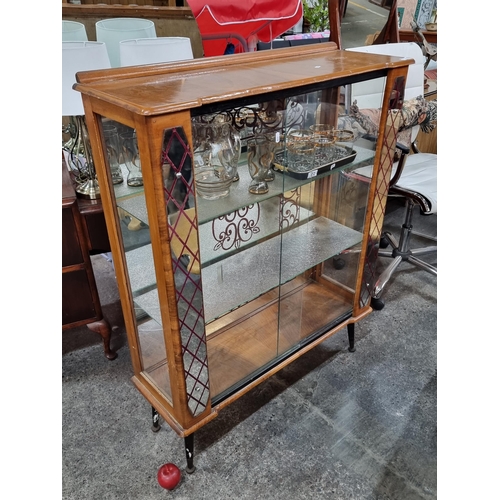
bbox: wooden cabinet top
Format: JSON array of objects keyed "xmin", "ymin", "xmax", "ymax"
[{"xmin": 74, "ymin": 43, "xmax": 413, "ymax": 116}]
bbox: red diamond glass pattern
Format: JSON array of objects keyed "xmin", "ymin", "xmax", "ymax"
[
  {"xmin": 161, "ymin": 127, "xmax": 209, "ymax": 417},
  {"xmin": 359, "ymin": 76, "xmax": 406, "ymax": 308}
]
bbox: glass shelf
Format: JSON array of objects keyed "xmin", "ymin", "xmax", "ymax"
[
  {"xmin": 198, "ymin": 196, "xmax": 314, "ymax": 268},
  {"xmin": 201, "ymin": 215, "xmax": 362, "ymax": 321},
  {"xmin": 196, "ymin": 144, "xmax": 376, "ymax": 225},
  {"xmin": 127, "ymin": 214, "xmax": 362, "ymax": 324},
  {"xmin": 114, "ymin": 144, "xmax": 376, "ymax": 229}
]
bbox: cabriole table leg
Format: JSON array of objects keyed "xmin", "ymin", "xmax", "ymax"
[{"xmin": 87, "ymin": 318, "xmax": 117, "ymax": 360}]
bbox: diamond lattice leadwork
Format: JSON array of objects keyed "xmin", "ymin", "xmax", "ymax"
[
  {"xmin": 161, "ymin": 127, "xmax": 209, "ymax": 417},
  {"xmin": 359, "ymin": 79, "xmax": 406, "ymax": 308}
]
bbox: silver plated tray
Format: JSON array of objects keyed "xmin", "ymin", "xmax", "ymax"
[{"xmin": 272, "ymin": 146, "xmax": 357, "ymax": 180}]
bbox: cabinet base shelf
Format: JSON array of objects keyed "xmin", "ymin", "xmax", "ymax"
[
  {"xmin": 207, "ymin": 276, "xmax": 354, "ymax": 399},
  {"xmin": 133, "ymin": 301, "xmax": 368, "ymax": 438}
]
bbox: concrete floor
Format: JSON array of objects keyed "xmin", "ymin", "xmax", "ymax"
[
  {"xmin": 340, "ymin": 0, "xmax": 388, "ymax": 48},
  {"xmin": 62, "ymin": 194, "xmax": 437, "ymax": 500},
  {"xmin": 62, "ymin": 4, "xmax": 437, "ymax": 498}
]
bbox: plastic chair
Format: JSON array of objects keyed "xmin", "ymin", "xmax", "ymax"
[
  {"xmin": 62, "ymin": 20, "xmax": 88, "ymax": 42},
  {"xmin": 346, "ymin": 42, "xmax": 437, "ymax": 310},
  {"xmin": 119, "ymin": 37, "xmax": 194, "ymax": 67},
  {"xmin": 96, "ymin": 18, "xmax": 156, "ymax": 67}
]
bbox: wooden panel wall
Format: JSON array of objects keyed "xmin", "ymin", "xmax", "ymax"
[{"xmin": 62, "ymin": 2, "xmax": 204, "ymax": 58}]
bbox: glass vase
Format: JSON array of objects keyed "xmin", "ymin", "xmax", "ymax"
[
  {"xmin": 192, "ymin": 114, "xmax": 239, "ymax": 200},
  {"xmin": 247, "ymin": 132, "xmax": 279, "ymax": 195}
]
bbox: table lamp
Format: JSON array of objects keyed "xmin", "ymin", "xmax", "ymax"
[
  {"xmin": 96, "ymin": 18, "xmax": 157, "ymax": 67},
  {"xmin": 62, "ymin": 20, "xmax": 88, "ymax": 42},
  {"xmin": 119, "ymin": 37, "xmax": 194, "ymax": 67},
  {"xmin": 62, "ymin": 41, "xmax": 111, "ymax": 199}
]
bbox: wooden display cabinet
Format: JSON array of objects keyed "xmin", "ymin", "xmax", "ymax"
[{"xmin": 75, "ymin": 43, "xmax": 411, "ymax": 471}]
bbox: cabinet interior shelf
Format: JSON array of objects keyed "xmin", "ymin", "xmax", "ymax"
[
  {"xmin": 128, "ymin": 214, "xmax": 362, "ymax": 325},
  {"xmin": 115, "ymin": 145, "xmax": 376, "ymax": 228}
]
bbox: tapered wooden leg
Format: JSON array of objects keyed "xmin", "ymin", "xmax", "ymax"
[
  {"xmin": 347, "ymin": 323, "xmax": 356, "ymax": 352},
  {"xmin": 184, "ymin": 434, "xmax": 195, "ymax": 474},
  {"xmin": 87, "ymin": 318, "xmax": 117, "ymax": 360}
]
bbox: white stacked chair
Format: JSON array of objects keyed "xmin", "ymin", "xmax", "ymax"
[
  {"xmin": 96, "ymin": 18, "xmax": 157, "ymax": 67},
  {"xmin": 119, "ymin": 37, "xmax": 194, "ymax": 67},
  {"xmin": 62, "ymin": 20, "xmax": 88, "ymax": 42}
]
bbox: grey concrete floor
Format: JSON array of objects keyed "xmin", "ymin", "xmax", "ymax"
[{"xmin": 62, "ymin": 196, "xmax": 437, "ymax": 500}]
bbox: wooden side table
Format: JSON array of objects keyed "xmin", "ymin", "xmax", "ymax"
[
  {"xmin": 399, "ymin": 29, "xmax": 437, "ymax": 44},
  {"xmin": 62, "ymin": 158, "xmax": 117, "ymax": 360}
]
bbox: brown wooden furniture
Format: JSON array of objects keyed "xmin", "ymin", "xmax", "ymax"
[
  {"xmin": 328, "ymin": 0, "xmax": 343, "ymax": 48},
  {"xmin": 62, "ymin": 158, "xmax": 117, "ymax": 360},
  {"xmin": 75, "ymin": 43, "xmax": 412, "ymax": 471},
  {"xmin": 399, "ymin": 29, "xmax": 437, "ymax": 44}
]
